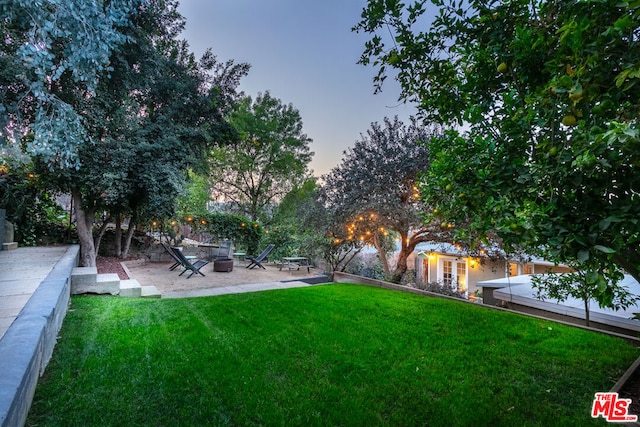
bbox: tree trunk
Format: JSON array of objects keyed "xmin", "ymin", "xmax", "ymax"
[
  {"xmin": 373, "ymin": 233, "xmax": 391, "ymax": 277},
  {"xmin": 391, "ymin": 247, "xmax": 410, "ymax": 284},
  {"xmin": 584, "ymin": 297, "xmax": 590, "ymax": 327},
  {"xmin": 114, "ymin": 214, "xmax": 122, "ymax": 258},
  {"xmin": 390, "ymin": 233, "xmax": 428, "ymax": 284},
  {"xmin": 73, "ymin": 190, "xmax": 97, "ymax": 267},
  {"xmin": 94, "ymin": 215, "xmax": 111, "ymax": 258},
  {"xmin": 121, "ymin": 212, "xmax": 137, "ymax": 259}
]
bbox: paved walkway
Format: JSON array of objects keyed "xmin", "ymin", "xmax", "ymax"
[{"xmin": 0, "ymin": 246, "xmax": 70, "ymax": 341}]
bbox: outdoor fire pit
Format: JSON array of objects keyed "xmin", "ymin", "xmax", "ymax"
[{"xmin": 213, "ymin": 258, "xmax": 234, "ymax": 272}]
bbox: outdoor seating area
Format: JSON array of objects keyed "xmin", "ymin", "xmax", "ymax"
[
  {"xmin": 131, "ymin": 241, "xmax": 326, "ymax": 298},
  {"xmin": 161, "ymin": 241, "xmax": 240, "ymax": 278}
]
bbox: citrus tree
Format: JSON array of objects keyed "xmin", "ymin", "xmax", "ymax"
[{"xmin": 355, "ymin": 0, "xmax": 640, "ymax": 305}]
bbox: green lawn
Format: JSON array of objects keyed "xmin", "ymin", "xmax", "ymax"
[{"xmin": 26, "ymin": 284, "xmax": 639, "ymax": 426}]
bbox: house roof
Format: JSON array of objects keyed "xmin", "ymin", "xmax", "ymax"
[
  {"xmin": 478, "ymin": 274, "xmax": 640, "ymax": 333},
  {"xmin": 414, "ymin": 242, "xmax": 562, "ymax": 266}
]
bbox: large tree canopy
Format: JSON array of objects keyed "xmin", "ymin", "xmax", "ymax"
[
  {"xmin": 209, "ymin": 91, "xmax": 313, "ymax": 222},
  {"xmin": 6, "ymin": 0, "xmax": 248, "ymax": 266},
  {"xmin": 355, "ymin": 0, "xmax": 640, "ymax": 303},
  {"xmin": 0, "ymin": 0, "xmax": 135, "ymax": 169},
  {"xmin": 321, "ymin": 116, "xmax": 446, "ymax": 283}
]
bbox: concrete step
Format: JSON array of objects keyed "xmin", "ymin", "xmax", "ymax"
[
  {"xmin": 2, "ymin": 242, "xmax": 18, "ymax": 251},
  {"xmin": 72, "ymin": 272, "xmax": 120, "ymax": 295},
  {"xmin": 119, "ymin": 279, "xmax": 142, "ymax": 298},
  {"xmin": 71, "ymin": 267, "xmax": 98, "ymax": 294},
  {"xmin": 141, "ymin": 286, "xmax": 161, "ymax": 298},
  {"xmin": 71, "ymin": 267, "xmax": 97, "ymax": 284}
]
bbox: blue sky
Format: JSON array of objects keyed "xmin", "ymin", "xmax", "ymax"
[{"xmin": 177, "ymin": 0, "xmax": 418, "ymax": 177}]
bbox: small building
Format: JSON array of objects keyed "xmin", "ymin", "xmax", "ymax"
[{"xmin": 410, "ymin": 243, "xmax": 571, "ymax": 298}]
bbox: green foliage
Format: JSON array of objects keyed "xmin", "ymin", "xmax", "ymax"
[
  {"xmin": 0, "ymin": 164, "xmax": 72, "ymax": 246},
  {"xmin": 11, "ymin": 0, "xmax": 248, "ymax": 264},
  {"xmin": 209, "ymin": 91, "xmax": 314, "ymax": 222},
  {"xmin": 321, "ymin": 116, "xmax": 446, "ymax": 282},
  {"xmin": 343, "ymin": 254, "xmax": 387, "ymax": 280},
  {"xmin": 155, "ymin": 211, "xmax": 262, "ymax": 254},
  {"xmin": 0, "ymin": 0, "xmax": 134, "ymax": 169},
  {"xmin": 27, "ymin": 286, "xmax": 640, "ymax": 426},
  {"xmin": 263, "ymin": 225, "xmax": 298, "ymax": 260},
  {"xmin": 268, "ymin": 179, "xmax": 326, "ymax": 263},
  {"xmin": 175, "ymin": 170, "xmax": 212, "ymax": 218},
  {"xmin": 355, "ymin": 1, "xmax": 640, "ymax": 299},
  {"xmin": 185, "ymin": 212, "xmax": 263, "ymax": 255}
]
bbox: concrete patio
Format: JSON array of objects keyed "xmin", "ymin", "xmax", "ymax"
[
  {"xmin": 0, "ymin": 246, "xmax": 73, "ymax": 341},
  {"xmin": 122, "ymin": 257, "xmax": 328, "ymax": 298}
]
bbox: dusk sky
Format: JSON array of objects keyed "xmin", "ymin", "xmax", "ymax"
[{"xmin": 177, "ymin": 0, "xmax": 419, "ymax": 177}]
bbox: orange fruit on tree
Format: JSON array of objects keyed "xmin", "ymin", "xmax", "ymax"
[{"xmin": 561, "ymin": 115, "xmax": 577, "ymax": 126}]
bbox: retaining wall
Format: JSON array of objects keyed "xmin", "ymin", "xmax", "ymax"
[{"xmin": 0, "ymin": 245, "xmax": 79, "ymax": 427}]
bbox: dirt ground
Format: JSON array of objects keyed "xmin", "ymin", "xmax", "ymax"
[{"xmin": 98, "ymin": 256, "xmax": 322, "ymax": 294}]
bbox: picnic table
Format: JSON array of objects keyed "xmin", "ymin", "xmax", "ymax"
[{"xmin": 280, "ymin": 256, "xmax": 310, "ymax": 273}]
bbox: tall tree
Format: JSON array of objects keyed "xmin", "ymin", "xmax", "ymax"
[
  {"xmin": 321, "ymin": 116, "xmax": 447, "ymax": 283},
  {"xmin": 209, "ymin": 91, "xmax": 313, "ymax": 222},
  {"xmin": 355, "ymin": 1, "xmax": 640, "ymax": 304},
  {"xmin": 32, "ymin": 0, "xmax": 248, "ymax": 266}
]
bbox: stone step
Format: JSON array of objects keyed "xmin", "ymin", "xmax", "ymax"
[
  {"xmin": 71, "ymin": 267, "xmax": 98, "ymax": 294},
  {"xmin": 119, "ymin": 279, "xmax": 142, "ymax": 298},
  {"xmin": 71, "ymin": 267, "xmax": 97, "ymax": 285},
  {"xmin": 2, "ymin": 242, "xmax": 18, "ymax": 251},
  {"xmin": 72, "ymin": 272, "xmax": 120, "ymax": 295},
  {"xmin": 141, "ymin": 286, "xmax": 161, "ymax": 298}
]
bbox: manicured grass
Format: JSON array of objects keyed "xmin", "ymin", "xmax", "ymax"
[{"xmin": 27, "ymin": 284, "xmax": 639, "ymax": 426}]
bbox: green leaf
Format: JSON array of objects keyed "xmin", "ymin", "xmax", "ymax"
[
  {"xmin": 577, "ymin": 250, "xmax": 589, "ymax": 264},
  {"xmin": 594, "ymin": 245, "xmax": 616, "ymax": 254}
]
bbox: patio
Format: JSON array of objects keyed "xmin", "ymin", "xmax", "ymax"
[{"xmin": 122, "ymin": 258, "xmax": 328, "ymax": 298}]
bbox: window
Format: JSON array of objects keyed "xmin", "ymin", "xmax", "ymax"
[{"xmin": 443, "ymin": 260, "xmax": 453, "ymax": 286}]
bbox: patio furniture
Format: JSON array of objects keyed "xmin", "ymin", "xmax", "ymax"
[
  {"xmin": 171, "ymin": 247, "xmax": 209, "ymax": 278},
  {"xmin": 280, "ymin": 256, "xmax": 310, "ymax": 273},
  {"xmin": 233, "ymin": 251, "xmax": 246, "ymax": 266},
  {"xmin": 214, "ymin": 240, "xmax": 233, "ymax": 260},
  {"xmin": 161, "ymin": 242, "xmax": 196, "ymax": 271},
  {"xmin": 245, "ymin": 244, "xmax": 275, "ymax": 270}
]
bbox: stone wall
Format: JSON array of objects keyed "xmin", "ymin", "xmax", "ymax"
[{"xmin": 0, "ymin": 245, "xmax": 79, "ymax": 427}]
